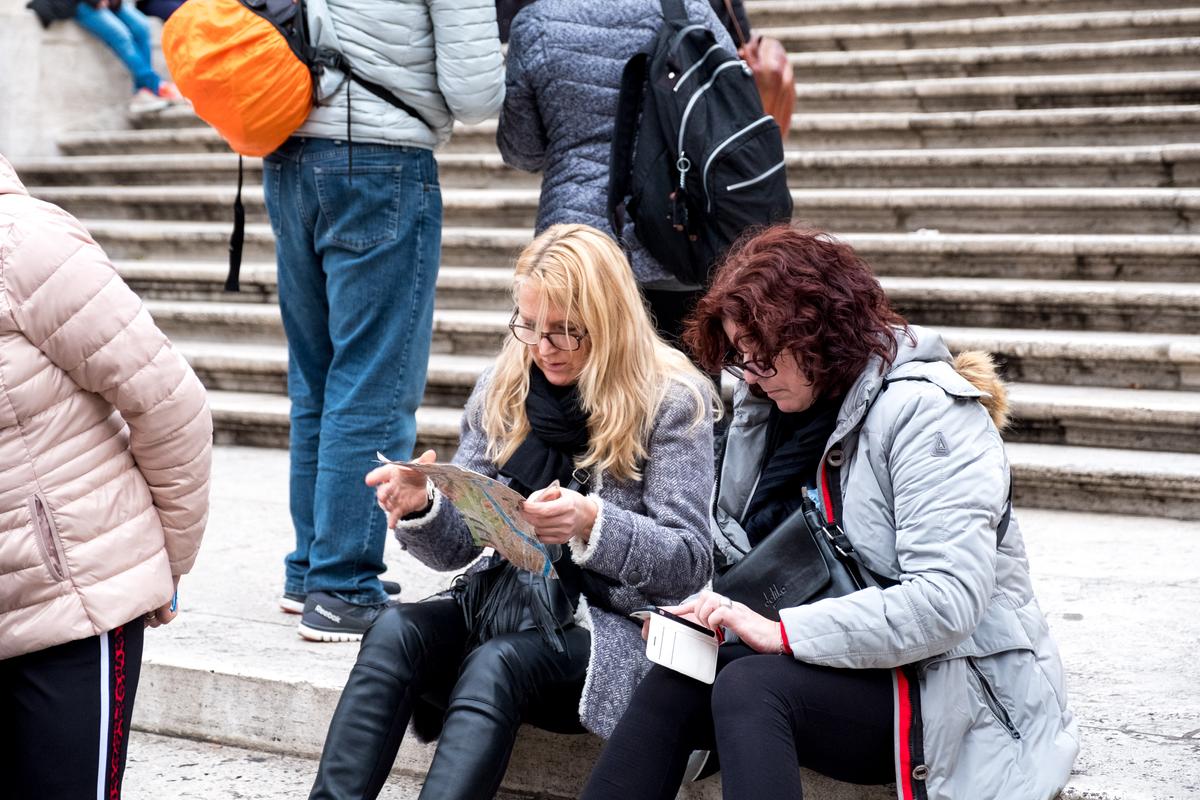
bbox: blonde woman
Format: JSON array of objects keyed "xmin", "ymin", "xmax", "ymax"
[{"xmin": 308, "ymin": 224, "xmax": 718, "ymax": 800}]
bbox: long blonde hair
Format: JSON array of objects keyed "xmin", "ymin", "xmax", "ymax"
[{"xmin": 483, "ymin": 224, "xmax": 715, "ymax": 482}]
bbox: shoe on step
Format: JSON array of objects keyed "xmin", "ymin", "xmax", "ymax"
[
  {"xmin": 129, "ymin": 88, "xmax": 169, "ymax": 115},
  {"xmin": 280, "ymin": 580, "xmax": 400, "ymax": 615},
  {"xmin": 298, "ymin": 592, "xmax": 389, "ymax": 642},
  {"xmin": 157, "ymin": 81, "xmax": 189, "ymax": 105}
]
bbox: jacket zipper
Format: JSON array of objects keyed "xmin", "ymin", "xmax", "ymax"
[
  {"xmin": 29, "ymin": 493, "xmax": 67, "ymax": 582},
  {"xmin": 967, "ymin": 658, "xmax": 1022, "ymax": 740},
  {"xmin": 702, "ymin": 114, "xmax": 774, "ymax": 211},
  {"xmin": 676, "ymin": 60, "xmax": 750, "ymax": 192}
]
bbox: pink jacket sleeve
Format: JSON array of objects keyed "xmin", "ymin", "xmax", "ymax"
[{"xmin": 3, "ymin": 200, "xmax": 214, "ymax": 574}]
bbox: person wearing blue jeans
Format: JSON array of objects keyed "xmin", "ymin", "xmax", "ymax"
[
  {"xmin": 71, "ymin": 0, "xmax": 184, "ymax": 113},
  {"xmin": 263, "ymin": 139, "xmax": 442, "ymax": 638},
  {"xmin": 263, "ymin": 0, "xmax": 503, "ymax": 641}
]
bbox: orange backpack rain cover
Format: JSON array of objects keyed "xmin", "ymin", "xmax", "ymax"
[{"xmin": 163, "ymin": 0, "xmax": 313, "ymax": 157}]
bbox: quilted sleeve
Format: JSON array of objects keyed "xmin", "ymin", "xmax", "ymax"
[{"xmin": 429, "ymin": 0, "xmax": 506, "ymax": 123}]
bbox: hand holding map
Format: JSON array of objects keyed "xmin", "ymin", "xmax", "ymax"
[{"xmin": 376, "ymin": 453, "xmax": 556, "ymax": 578}]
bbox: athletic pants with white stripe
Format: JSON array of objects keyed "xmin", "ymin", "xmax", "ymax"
[{"xmin": 0, "ymin": 621, "xmax": 144, "ymax": 800}]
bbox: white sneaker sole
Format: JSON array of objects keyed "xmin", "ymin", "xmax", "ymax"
[
  {"xmin": 279, "ymin": 596, "xmax": 304, "ymax": 615},
  {"xmin": 297, "ymin": 622, "xmax": 365, "ymax": 643}
]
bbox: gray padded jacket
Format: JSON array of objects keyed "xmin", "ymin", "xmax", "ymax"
[
  {"xmin": 497, "ymin": 0, "xmax": 735, "ymax": 285},
  {"xmin": 394, "ymin": 369, "xmax": 714, "ymax": 737},
  {"xmin": 715, "ymin": 326, "xmax": 1079, "ymax": 800},
  {"xmin": 298, "ymin": 0, "xmax": 505, "ymax": 149}
]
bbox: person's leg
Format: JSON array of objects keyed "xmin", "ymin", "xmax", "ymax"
[
  {"xmin": 579, "ymin": 644, "xmax": 755, "ymax": 800},
  {"xmin": 418, "ymin": 626, "xmax": 590, "ymax": 800},
  {"xmin": 710, "ymin": 656, "xmax": 895, "ymax": 800},
  {"xmin": 304, "ymin": 142, "xmax": 442, "ymax": 606},
  {"xmin": 267, "ymin": 140, "xmax": 332, "ymax": 604},
  {"xmin": 74, "ymin": 3, "xmax": 160, "ymax": 93},
  {"xmin": 111, "ymin": 3, "xmax": 156, "ymax": 83},
  {"xmin": 7, "ymin": 621, "xmax": 145, "ymax": 799},
  {"xmin": 310, "ymin": 599, "xmax": 467, "ymax": 800}
]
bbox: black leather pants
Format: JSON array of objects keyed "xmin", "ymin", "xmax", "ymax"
[{"xmin": 309, "ymin": 598, "xmax": 589, "ymax": 800}]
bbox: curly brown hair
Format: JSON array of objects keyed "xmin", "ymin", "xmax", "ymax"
[{"xmin": 682, "ymin": 225, "xmax": 909, "ymax": 400}]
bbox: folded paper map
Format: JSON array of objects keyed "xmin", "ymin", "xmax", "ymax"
[{"xmin": 376, "ymin": 453, "xmax": 556, "ymax": 578}]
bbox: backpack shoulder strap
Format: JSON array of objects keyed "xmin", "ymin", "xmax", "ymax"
[
  {"xmin": 660, "ymin": 0, "xmax": 689, "ymax": 23},
  {"xmin": 607, "ymin": 49, "xmax": 651, "ymax": 246}
]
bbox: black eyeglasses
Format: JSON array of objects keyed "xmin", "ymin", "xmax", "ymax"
[
  {"xmin": 508, "ymin": 312, "xmax": 589, "ymax": 352},
  {"xmin": 722, "ymin": 349, "xmax": 777, "ymax": 380}
]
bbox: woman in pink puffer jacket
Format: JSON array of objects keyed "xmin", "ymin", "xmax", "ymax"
[{"xmin": 0, "ymin": 154, "xmax": 213, "ymax": 798}]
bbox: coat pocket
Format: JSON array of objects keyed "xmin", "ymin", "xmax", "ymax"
[
  {"xmin": 28, "ymin": 493, "xmax": 70, "ymax": 583},
  {"xmin": 967, "ymin": 656, "xmax": 1022, "ymax": 740}
]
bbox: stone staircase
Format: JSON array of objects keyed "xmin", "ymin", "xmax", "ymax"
[
  {"xmin": 17, "ymin": 0, "xmax": 1200, "ymax": 521},
  {"xmin": 12, "ymin": 0, "xmax": 1200, "ymax": 796}
]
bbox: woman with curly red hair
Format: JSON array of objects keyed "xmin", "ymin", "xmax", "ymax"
[{"xmin": 581, "ymin": 225, "xmax": 1077, "ymax": 800}]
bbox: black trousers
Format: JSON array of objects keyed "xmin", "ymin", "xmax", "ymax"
[
  {"xmin": 580, "ymin": 644, "xmax": 895, "ymax": 800},
  {"xmin": 310, "ymin": 598, "xmax": 589, "ymax": 800},
  {"xmin": 0, "ymin": 621, "xmax": 145, "ymax": 800}
]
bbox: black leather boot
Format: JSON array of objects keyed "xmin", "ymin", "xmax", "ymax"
[{"xmin": 310, "ymin": 600, "xmax": 465, "ymax": 800}]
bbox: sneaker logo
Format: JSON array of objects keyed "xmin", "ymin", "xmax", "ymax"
[{"xmin": 314, "ymin": 605, "xmax": 342, "ymax": 624}]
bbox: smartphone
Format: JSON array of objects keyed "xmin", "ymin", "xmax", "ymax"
[{"xmin": 629, "ymin": 606, "xmax": 719, "ymax": 684}]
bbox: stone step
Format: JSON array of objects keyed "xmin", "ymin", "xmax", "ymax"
[
  {"xmin": 152, "ymin": 301, "xmax": 1200, "ymax": 371},
  {"xmin": 765, "ymin": 8, "xmax": 1200, "ymax": 51},
  {"xmin": 204, "ymin": 354, "xmax": 1200, "ymax": 453},
  {"xmin": 120, "ymin": 260, "xmax": 510, "ymax": 308},
  {"xmin": 131, "ymin": 445, "xmax": 1200, "ymax": 798},
  {"xmin": 86, "ymin": 220, "xmax": 526, "ymax": 264},
  {"xmin": 744, "ymin": 0, "xmax": 1200, "ymax": 27},
  {"xmin": 794, "ymin": 70, "xmax": 1200, "ymax": 113},
  {"xmin": 788, "ymin": 105, "xmax": 1200, "ymax": 149},
  {"xmin": 1006, "ymin": 383, "xmax": 1200, "ymax": 453},
  {"xmin": 57, "ymin": 120, "xmax": 501, "ymax": 156},
  {"xmin": 206, "ymin": 395, "xmax": 1200, "ymax": 516},
  {"xmin": 57, "ymin": 105, "xmax": 1200, "ymax": 156},
  {"xmin": 23, "ymin": 143, "xmax": 1200, "ymax": 190},
  {"xmin": 790, "ymin": 37, "xmax": 1200, "ymax": 82},
  {"xmin": 882, "ymin": 277, "xmax": 1200, "ymax": 334},
  {"xmin": 121, "ymin": 261, "xmax": 1200, "ymax": 333},
  {"xmin": 41, "ymin": 185, "xmax": 1200, "ymax": 235},
  {"xmin": 100, "ymin": 227, "xmax": 1200, "ymax": 282},
  {"xmin": 129, "ymin": 264, "xmax": 1200, "ymax": 335}
]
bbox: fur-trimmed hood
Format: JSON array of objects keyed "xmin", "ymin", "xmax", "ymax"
[{"xmin": 952, "ymin": 350, "xmax": 1010, "ymax": 430}]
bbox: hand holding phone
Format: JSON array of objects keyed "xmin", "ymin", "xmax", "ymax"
[{"xmin": 629, "ymin": 606, "xmax": 719, "ymax": 684}]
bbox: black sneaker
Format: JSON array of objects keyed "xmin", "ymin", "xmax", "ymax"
[
  {"xmin": 297, "ymin": 592, "xmax": 389, "ymax": 642},
  {"xmin": 280, "ymin": 580, "xmax": 401, "ymax": 615}
]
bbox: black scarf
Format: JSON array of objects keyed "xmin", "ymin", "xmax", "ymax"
[
  {"xmin": 499, "ymin": 366, "xmax": 591, "ymax": 498},
  {"xmin": 743, "ymin": 394, "xmax": 843, "ymax": 545}
]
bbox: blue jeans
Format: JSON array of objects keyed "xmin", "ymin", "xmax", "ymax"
[
  {"xmin": 74, "ymin": 2, "xmax": 161, "ymax": 93},
  {"xmin": 263, "ymin": 137, "xmax": 442, "ymax": 606}
]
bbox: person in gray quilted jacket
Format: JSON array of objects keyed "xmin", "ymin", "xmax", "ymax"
[
  {"xmin": 497, "ymin": 0, "xmax": 736, "ymax": 348},
  {"xmin": 265, "ymin": 0, "xmax": 505, "ymax": 642},
  {"xmin": 582, "ymin": 226, "xmax": 1078, "ymax": 800}
]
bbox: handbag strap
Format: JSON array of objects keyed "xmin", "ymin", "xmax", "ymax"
[{"xmin": 722, "ymin": 0, "xmax": 749, "ymax": 47}]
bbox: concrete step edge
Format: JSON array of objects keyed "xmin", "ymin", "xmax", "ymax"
[{"xmin": 762, "ymin": 7, "xmax": 1200, "ymax": 40}]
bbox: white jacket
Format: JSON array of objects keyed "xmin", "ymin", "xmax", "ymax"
[{"xmin": 298, "ymin": 0, "xmax": 505, "ymax": 149}]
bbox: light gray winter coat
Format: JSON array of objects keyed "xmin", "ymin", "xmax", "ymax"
[
  {"xmin": 715, "ymin": 326, "xmax": 1079, "ymax": 800},
  {"xmin": 299, "ymin": 0, "xmax": 505, "ymax": 149},
  {"xmin": 497, "ymin": 0, "xmax": 735, "ymax": 285},
  {"xmin": 394, "ymin": 369, "xmax": 714, "ymax": 737}
]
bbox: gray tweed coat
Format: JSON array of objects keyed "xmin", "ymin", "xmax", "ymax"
[
  {"xmin": 393, "ymin": 368, "xmax": 715, "ymax": 737},
  {"xmin": 496, "ymin": 0, "xmax": 735, "ymax": 286}
]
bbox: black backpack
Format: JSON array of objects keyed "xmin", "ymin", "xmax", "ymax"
[{"xmin": 607, "ymin": 0, "xmax": 793, "ymax": 286}]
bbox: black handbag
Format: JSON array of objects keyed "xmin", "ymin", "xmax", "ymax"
[
  {"xmin": 715, "ymin": 456, "xmax": 1013, "ymax": 621},
  {"xmin": 714, "ymin": 494, "xmax": 866, "ymax": 620}
]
